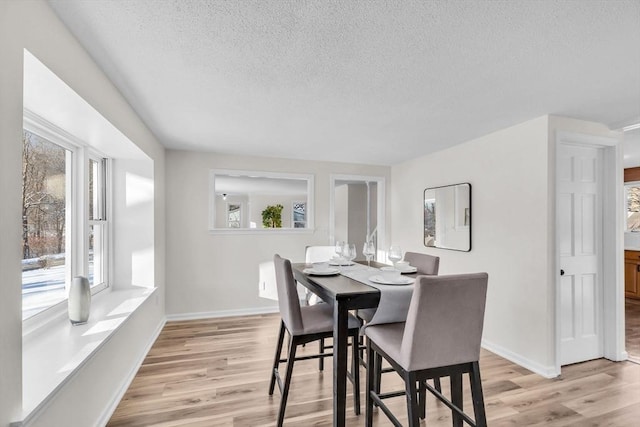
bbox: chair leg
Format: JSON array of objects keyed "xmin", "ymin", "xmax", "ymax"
[
  {"xmin": 470, "ymin": 361, "xmax": 487, "ymax": 427},
  {"xmin": 269, "ymin": 321, "xmax": 286, "ymax": 395},
  {"xmin": 319, "ymin": 338, "xmax": 325, "ymax": 371},
  {"xmin": 434, "ymin": 376, "xmax": 442, "ymax": 393},
  {"xmin": 374, "ymin": 351, "xmax": 383, "ymax": 397},
  {"xmin": 404, "ymin": 371, "xmax": 420, "ymax": 427},
  {"xmin": 418, "ymin": 380, "xmax": 426, "ymax": 419},
  {"xmin": 351, "ymin": 332, "xmax": 361, "ymax": 415},
  {"xmin": 365, "ymin": 343, "xmax": 375, "ymax": 427},
  {"xmin": 276, "ymin": 337, "xmax": 298, "ymax": 427},
  {"xmin": 450, "ymin": 373, "xmax": 463, "ymax": 427}
]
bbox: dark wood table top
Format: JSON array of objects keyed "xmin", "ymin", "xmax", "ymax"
[{"xmin": 292, "ymin": 261, "xmax": 394, "ymax": 310}]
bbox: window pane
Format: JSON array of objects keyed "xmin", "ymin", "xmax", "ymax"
[
  {"xmin": 22, "ymin": 130, "xmax": 69, "ymax": 319},
  {"xmin": 628, "ymin": 186, "xmax": 640, "ymax": 231},
  {"xmin": 89, "ymin": 158, "xmax": 105, "ymax": 221},
  {"xmin": 88, "ymin": 224, "xmax": 104, "ymax": 286},
  {"xmin": 227, "ymin": 204, "xmax": 241, "ymax": 228},
  {"xmin": 293, "ymin": 202, "xmax": 306, "ymax": 228}
]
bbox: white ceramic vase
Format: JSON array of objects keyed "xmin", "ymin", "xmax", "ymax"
[{"xmin": 69, "ymin": 276, "xmax": 91, "ymax": 325}]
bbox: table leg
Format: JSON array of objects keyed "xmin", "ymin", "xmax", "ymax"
[{"xmin": 333, "ymin": 300, "xmax": 348, "ymax": 427}]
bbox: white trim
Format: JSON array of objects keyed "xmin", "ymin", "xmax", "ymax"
[
  {"xmin": 482, "ymin": 339, "xmax": 558, "ymax": 379},
  {"xmin": 209, "ymin": 169, "xmax": 315, "ymax": 232},
  {"xmin": 95, "ymin": 317, "xmax": 166, "ymax": 427},
  {"xmin": 18, "ymin": 288, "xmax": 157, "ymax": 426},
  {"xmin": 554, "ymin": 131, "xmax": 624, "ymax": 374},
  {"xmin": 24, "ymin": 109, "xmax": 85, "ymax": 151},
  {"xmin": 209, "ymin": 228, "xmax": 315, "ymax": 235},
  {"xmin": 556, "ymin": 131, "xmax": 619, "ymax": 147},
  {"xmin": 166, "ymin": 306, "xmax": 279, "ymax": 321},
  {"xmin": 610, "ymin": 116, "xmax": 640, "ymax": 132}
]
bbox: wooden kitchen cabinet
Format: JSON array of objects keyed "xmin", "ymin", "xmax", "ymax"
[{"xmin": 625, "ymin": 250, "xmax": 640, "ymax": 299}]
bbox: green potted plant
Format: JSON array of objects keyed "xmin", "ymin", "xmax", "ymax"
[{"xmin": 262, "ymin": 204, "xmax": 284, "ymax": 228}]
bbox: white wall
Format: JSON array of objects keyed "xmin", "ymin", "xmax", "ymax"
[
  {"xmin": 0, "ymin": 1, "xmax": 165, "ymax": 426},
  {"xmin": 112, "ymin": 158, "xmax": 156, "ymax": 290},
  {"xmin": 392, "ymin": 116, "xmax": 556, "ymax": 374},
  {"xmin": 347, "ymin": 183, "xmax": 368, "ymax": 257},
  {"xmin": 334, "ymin": 184, "xmax": 349, "ymax": 242},
  {"xmin": 165, "ymin": 150, "xmax": 390, "ymax": 316},
  {"xmin": 392, "ymin": 115, "xmax": 622, "ymax": 376}
]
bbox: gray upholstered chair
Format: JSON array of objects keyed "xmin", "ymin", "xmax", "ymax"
[
  {"xmin": 361, "ymin": 251, "xmax": 441, "ymax": 395},
  {"xmin": 365, "ymin": 273, "xmax": 489, "ymax": 427},
  {"xmin": 403, "ymin": 251, "xmax": 440, "ymax": 276},
  {"xmin": 269, "ymin": 254, "xmax": 361, "ymax": 426},
  {"xmin": 359, "ymin": 251, "xmax": 440, "ymax": 323}
]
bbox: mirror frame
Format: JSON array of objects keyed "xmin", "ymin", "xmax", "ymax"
[
  {"xmin": 208, "ymin": 169, "xmax": 314, "ymax": 234},
  {"xmin": 423, "ymin": 182, "xmax": 472, "ymax": 252}
]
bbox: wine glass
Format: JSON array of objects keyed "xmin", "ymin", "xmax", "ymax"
[
  {"xmin": 363, "ymin": 241, "xmax": 375, "ymax": 267},
  {"xmin": 388, "ymin": 245, "xmax": 402, "ymax": 268},
  {"xmin": 345, "ymin": 243, "xmax": 357, "ymax": 266},
  {"xmin": 335, "ymin": 240, "xmax": 344, "ymax": 263}
]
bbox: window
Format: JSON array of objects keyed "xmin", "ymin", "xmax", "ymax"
[
  {"xmin": 227, "ymin": 203, "xmax": 241, "ymax": 228},
  {"xmin": 292, "ymin": 202, "xmax": 306, "ymax": 228},
  {"xmin": 88, "ymin": 157, "xmax": 108, "ymax": 287},
  {"xmin": 21, "ymin": 130, "xmax": 70, "ymax": 319},
  {"xmin": 627, "ymin": 183, "xmax": 640, "ymax": 232},
  {"xmin": 22, "ymin": 122, "xmax": 110, "ymax": 320}
]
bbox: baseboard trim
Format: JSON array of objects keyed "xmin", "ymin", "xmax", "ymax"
[
  {"xmin": 482, "ymin": 338, "xmax": 559, "ymax": 379},
  {"xmin": 95, "ymin": 317, "xmax": 166, "ymax": 427},
  {"xmin": 166, "ymin": 306, "xmax": 279, "ymax": 321}
]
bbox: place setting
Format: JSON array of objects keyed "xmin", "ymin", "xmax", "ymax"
[
  {"xmin": 302, "ymin": 261, "xmax": 340, "ymax": 276},
  {"xmin": 369, "ymin": 270, "xmax": 414, "ymax": 285},
  {"xmin": 367, "ymin": 245, "xmax": 416, "ymax": 285}
]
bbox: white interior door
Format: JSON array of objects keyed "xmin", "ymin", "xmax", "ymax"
[{"xmin": 558, "ymin": 143, "xmax": 603, "ymax": 365}]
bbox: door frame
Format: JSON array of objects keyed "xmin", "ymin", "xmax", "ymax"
[
  {"xmin": 329, "ymin": 174, "xmax": 386, "ymax": 259},
  {"xmin": 554, "ymin": 131, "xmax": 626, "ymax": 375}
]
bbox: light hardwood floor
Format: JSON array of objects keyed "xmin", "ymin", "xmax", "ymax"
[
  {"xmin": 627, "ymin": 298, "xmax": 640, "ymax": 362},
  {"xmin": 108, "ymin": 314, "xmax": 640, "ymax": 426}
]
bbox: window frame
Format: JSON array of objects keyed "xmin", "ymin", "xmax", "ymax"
[
  {"xmin": 22, "ymin": 111, "xmax": 111, "ymax": 326},
  {"xmin": 87, "ymin": 154, "xmax": 110, "ymax": 292}
]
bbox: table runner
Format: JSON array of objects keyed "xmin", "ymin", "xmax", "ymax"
[{"xmin": 339, "ymin": 264, "xmax": 414, "ymax": 328}]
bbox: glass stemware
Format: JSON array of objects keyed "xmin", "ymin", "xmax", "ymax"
[
  {"xmin": 388, "ymin": 245, "xmax": 402, "ymax": 268},
  {"xmin": 345, "ymin": 243, "xmax": 357, "ymax": 266},
  {"xmin": 335, "ymin": 240, "xmax": 344, "ymax": 262},
  {"xmin": 363, "ymin": 241, "xmax": 375, "ymax": 267}
]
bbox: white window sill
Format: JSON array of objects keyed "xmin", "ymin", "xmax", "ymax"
[
  {"xmin": 17, "ymin": 286, "xmax": 157, "ymax": 425},
  {"xmin": 209, "ymin": 227, "xmax": 315, "ymax": 235}
]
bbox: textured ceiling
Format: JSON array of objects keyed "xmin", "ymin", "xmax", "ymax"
[{"xmin": 48, "ymin": 0, "xmax": 640, "ymax": 166}]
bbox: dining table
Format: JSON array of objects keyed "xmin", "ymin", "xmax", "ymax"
[{"xmin": 292, "ymin": 260, "xmax": 417, "ymax": 427}]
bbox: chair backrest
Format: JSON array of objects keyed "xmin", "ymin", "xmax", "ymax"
[
  {"xmin": 273, "ymin": 254, "xmax": 304, "ymax": 335},
  {"xmin": 305, "ymin": 245, "xmax": 336, "ymax": 263},
  {"xmin": 400, "ymin": 273, "xmax": 488, "ymax": 371},
  {"xmin": 403, "ymin": 251, "xmax": 440, "ymax": 275}
]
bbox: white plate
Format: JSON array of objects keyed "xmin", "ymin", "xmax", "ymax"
[
  {"xmin": 329, "ymin": 260, "xmax": 355, "ymax": 266},
  {"xmin": 304, "ymin": 268, "xmax": 340, "ymax": 276},
  {"xmin": 369, "ymin": 275, "xmax": 414, "ymax": 285},
  {"xmin": 380, "ymin": 266, "xmax": 417, "ymax": 274}
]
